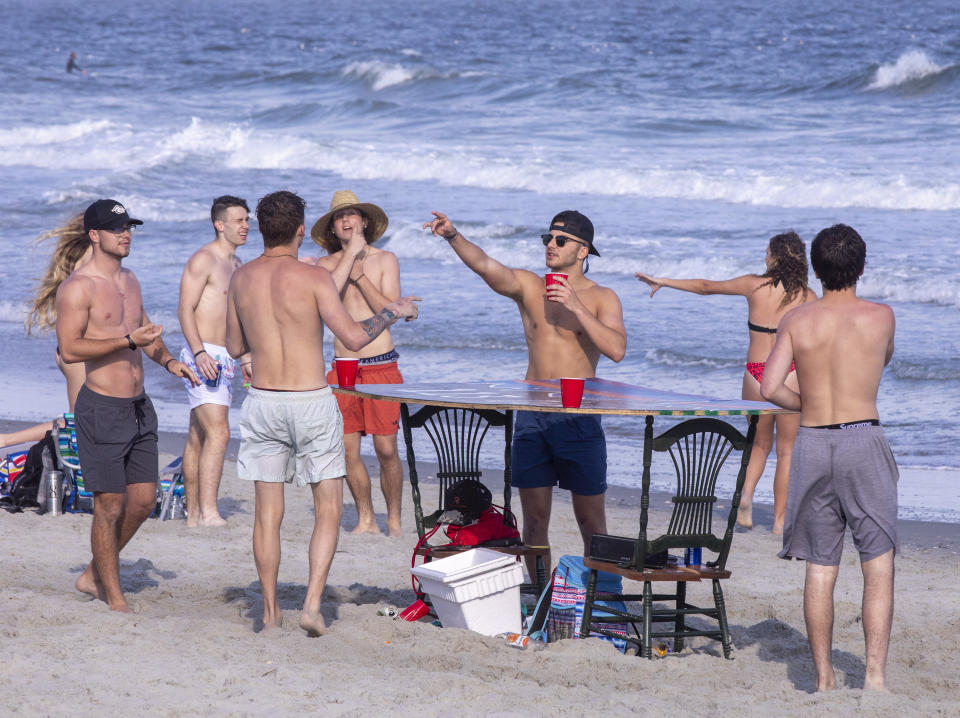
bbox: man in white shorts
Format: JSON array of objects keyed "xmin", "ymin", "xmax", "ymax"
[
  {"xmin": 178, "ymin": 195, "xmax": 252, "ymax": 527},
  {"xmin": 226, "ymin": 190, "xmax": 420, "ymax": 636}
]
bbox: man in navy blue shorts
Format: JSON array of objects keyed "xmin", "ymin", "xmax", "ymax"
[{"xmin": 424, "ymin": 209, "xmax": 626, "ymax": 576}]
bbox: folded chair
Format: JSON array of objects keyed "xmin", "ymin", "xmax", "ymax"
[
  {"xmin": 401, "ymin": 404, "xmax": 550, "ymax": 595},
  {"xmin": 579, "ymin": 416, "xmax": 755, "ymax": 658},
  {"xmin": 52, "ymin": 413, "xmax": 90, "ymax": 512}
]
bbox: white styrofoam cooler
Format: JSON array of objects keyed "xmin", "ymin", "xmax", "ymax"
[{"xmin": 410, "ymin": 548, "xmax": 524, "ymax": 635}]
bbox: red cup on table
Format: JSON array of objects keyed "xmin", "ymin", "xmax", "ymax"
[
  {"xmin": 334, "ymin": 357, "xmax": 360, "ymax": 389},
  {"xmin": 545, "ymin": 272, "xmax": 568, "ymax": 287},
  {"xmin": 560, "ymin": 377, "xmax": 586, "ymax": 408}
]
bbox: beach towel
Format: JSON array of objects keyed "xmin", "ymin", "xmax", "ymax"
[{"xmin": 546, "ymin": 555, "xmax": 628, "ymax": 653}]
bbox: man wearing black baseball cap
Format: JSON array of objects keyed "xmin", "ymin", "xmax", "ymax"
[
  {"xmin": 423, "ymin": 208, "xmax": 626, "ymax": 579},
  {"xmin": 58, "ymin": 198, "xmax": 198, "ymax": 613}
]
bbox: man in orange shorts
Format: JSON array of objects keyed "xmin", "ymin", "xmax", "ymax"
[{"xmin": 309, "ymin": 191, "xmax": 405, "ymax": 537}]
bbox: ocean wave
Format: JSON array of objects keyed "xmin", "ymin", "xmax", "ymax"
[
  {"xmin": 0, "ymin": 119, "xmax": 112, "ymax": 148},
  {"xmin": 889, "ymin": 359, "xmax": 960, "ymax": 382},
  {"xmin": 643, "ymin": 348, "xmax": 739, "ymax": 370},
  {"xmin": 341, "ymin": 61, "xmax": 483, "ymax": 91},
  {"xmin": 0, "ymin": 301, "xmax": 28, "ymax": 324},
  {"xmin": 867, "ymin": 50, "xmax": 949, "ymax": 90},
  {"xmin": 859, "ymin": 274, "xmax": 960, "ymax": 308}
]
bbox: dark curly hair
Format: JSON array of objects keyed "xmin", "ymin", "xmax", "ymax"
[
  {"xmin": 256, "ymin": 191, "xmax": 305, "ymax": 248},
  {"xmin": 761, "ymin": 231, "xmax": 809, "ymax": 308},
  {"xmin": 811, "ymin": 224, "xmax": 865, "ymax": 291}
]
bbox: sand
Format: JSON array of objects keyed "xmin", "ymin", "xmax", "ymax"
[{"xmin": 2, "ymin": 426, "xmax": 959, "ymax": 717}]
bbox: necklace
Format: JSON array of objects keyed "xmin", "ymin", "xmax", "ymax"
[{"xmin": 260, "ymin": 252, "xmax": 297, "ymax": 259}]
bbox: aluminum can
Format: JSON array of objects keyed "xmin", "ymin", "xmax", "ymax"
[
  {"xmin": 684, "ymin": 547, "xmax": 702, "ymax": 566},
  {"xmin": 204, "ymin": 363, "xmax": 222, "ymax": 388}
]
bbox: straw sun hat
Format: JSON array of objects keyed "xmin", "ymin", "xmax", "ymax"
[{"xmin": 310, "ymin": 190, "xmax": 389, "ymax": 247}]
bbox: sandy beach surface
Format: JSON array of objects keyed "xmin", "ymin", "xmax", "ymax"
[{"xmin": 2, "ymin": 425, "xmax": 958, "ymax": 717}]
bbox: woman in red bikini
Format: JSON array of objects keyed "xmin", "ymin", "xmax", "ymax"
[{"xmin": 635, "ymin": 231, "xmax": 816, "ymax": 534}]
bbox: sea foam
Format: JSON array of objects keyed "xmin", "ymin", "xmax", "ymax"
[{"xmin": 868, "ymin": 50, "xmax": 946, "ymax": 90}]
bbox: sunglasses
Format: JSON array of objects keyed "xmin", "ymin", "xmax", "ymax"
[
  {"xmin": 104, "ymin": 225, "xmax": 137, "ymax": 235},
  {"xmin": 541, "ymin": 233, "xmax": 587, "ymax": 248}
]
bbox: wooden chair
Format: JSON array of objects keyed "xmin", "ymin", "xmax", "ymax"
[
  {"xmin": 578, "ymin": 416, "xmax": 756, "ymax": 658},
  {"xmin": 400, "ymin": 404, "xmax": 549, "ymax": 595}
]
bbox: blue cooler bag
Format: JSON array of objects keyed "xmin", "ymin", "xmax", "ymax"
[{"xmin": 546, "ymin": 555, "xmax": 628, "ymax": 652}]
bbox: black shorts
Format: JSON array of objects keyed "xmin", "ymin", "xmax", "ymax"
[{"xmin": 75, "ymin": 385, "xmax": 159, "ymax": 494}]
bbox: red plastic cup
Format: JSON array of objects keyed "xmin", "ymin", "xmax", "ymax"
[
  {"xmin": 545, "ymin": 272, "xmax": 568, "ymax": 287},
  {"xmin": 560, "ymin": 377, "xmax": 586, "ymax": 408},
  {"xmin": 334, "ymin": 357, "xmax": 360, "ymax": 388}
]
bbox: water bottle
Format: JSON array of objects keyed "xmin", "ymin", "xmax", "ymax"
[{"xmin": 44, "ymin": 470, "xmax": 64, "ymax": 516}]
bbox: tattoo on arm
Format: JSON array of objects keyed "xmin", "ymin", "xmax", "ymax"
[{"xmin": 359, "ymin": 307, "xmax": 398, "ymax": 339}]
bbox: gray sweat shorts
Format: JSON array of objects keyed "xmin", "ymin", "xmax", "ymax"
[
  {"xmin": 237, "ymin": 386, "xmax": 346, "ymax": 486},
  {"xmin": 779, "ymin": 424, "xmax": 899, "ymax": 565}
]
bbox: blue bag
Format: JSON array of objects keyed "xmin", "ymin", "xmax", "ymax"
[{"xmin": 546, "ymin": 555, "xmax": 628, "ymax": 653}]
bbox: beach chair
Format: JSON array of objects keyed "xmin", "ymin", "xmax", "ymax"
[
  {"xmin": 400, "ymin": 404, "xmax": 550, "ymax": 596},
  {"xmin": 578, "ymin": 416, "xmax": 755, "ymax": 659},
  {"xmin": 52, "ymin": 413, "xmax": 90, "ymax": 512},
  {"xmin": 156, "ymin": 456, "xmax": 185, "ymax": 520}
]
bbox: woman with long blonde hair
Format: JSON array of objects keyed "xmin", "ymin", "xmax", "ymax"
[
  {"xmin": 0, "ymin": 213, "xmax": 91, "ymax": 448},
  {"xmin": 635, "ymin": 231, "xmax": 816, "ymax": 534}
]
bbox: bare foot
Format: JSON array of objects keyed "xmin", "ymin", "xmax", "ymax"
[
  {"xmin": 299, "ymin": 611, "xmax": 327, "ymax": 637},
  {"xmin": 350, "ymin": 521, "xmax": 382, "ymax": 535},
  {"xmin": 260, "ymin": 615, "xmax": 283, "ymax": 633},
  {"xmin": 185, "ymin": 517, "xmax": 200, "ymax": 528},
  {"xmin": 387, "ymin": 522, "xmax": 403, "ymax": 538},
  {"xmin": 736, "ymin": 501, "xmax": 753, "ymax": 530},
  {"xmin": 199, "ymin": 514, "xmax": 228, "ymax": 527},
  {"xmin": 772, "ymin": 522, "xmax": 784, "ymax": 536},
  {"xmin": 75, "ymin": 565, "xmax": 106, "ymax": 602},
  {"xmin": 107, "ymin": 598, "xmax": 131, "ymax": 613},
  {"xmin": 864, "ymin": 674, "xmax": 890, "ymax": 692},
  {"xmin": 816, "ymin": 672, "xmax": 837, "ymax": 692}
]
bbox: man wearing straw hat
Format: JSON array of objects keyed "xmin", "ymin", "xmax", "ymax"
[{"xmin": 307, "ymin": 190, "xmax": 406, "ymax": 537}]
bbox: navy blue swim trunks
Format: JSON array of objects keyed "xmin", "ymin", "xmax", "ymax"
[{"xmin": 511, "ymin": 411, "xmax": 606, "ymax": 496}]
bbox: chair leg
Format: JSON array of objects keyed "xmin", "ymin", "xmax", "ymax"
[
  {"xmin": 535, "ymin": 555, "xmax": 547, "ymax": 595},
  {"xmin": 713, "ymin": 579, "xmax": 732, "ymax": 659},
  {"xmin": 642, "ymin": 582, "xmax": 653, "ymax": 659},
  {"xmin": 674, "ymin": 580, "xmax": 686, "ymax": 654},
  {"xmin": 579, "ymin": 569, "xmax": 598, "ymax": 639}
]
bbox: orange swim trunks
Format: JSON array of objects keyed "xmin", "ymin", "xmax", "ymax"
[{"xmin": 326, "ymin": 360, "xmax": 403, "ymax": 436}]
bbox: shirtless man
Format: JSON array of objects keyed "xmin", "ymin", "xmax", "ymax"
[
  {"xmin": 306, "ymin": 191, "xmax": 405, "ymax": 537},
  {"xmin": 423, "ymin": 210, "xmax": 626, "ymax": 576},
  {"xmin": 177, "ymin": 195, "xmax": 252, "ymax": 527},
  {"xmin": 761, "ymin": 224, "xmax": 897, "ymax": 692},
  {"xmin": 226, "ymin": 191, "xmax": 419, "ymax": 636},
  {"xmin": 56, "ymin": 199, "xmax": 198, "ymax": 612}
]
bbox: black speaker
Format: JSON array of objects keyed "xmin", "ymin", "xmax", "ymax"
[{"xmin": 589, "ymin": 533, "xmax": 637, "ymax": 563}]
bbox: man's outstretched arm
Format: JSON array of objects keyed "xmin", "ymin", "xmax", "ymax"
[{"xmin": 423, "ymin": 211, "xmax": 523, "ymax": 299}]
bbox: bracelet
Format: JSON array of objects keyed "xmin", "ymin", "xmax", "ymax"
[
  {"xmin": 193, "ymin": 349, "xmax": 207, "ymax": 358},
  {"xmin": 125, "ymin": 334, "xmax": 136, "ymax": 351},
  {"xmin": 444, "ymin": 231, "xmax": 459, "ymax": 243},
  {"xmin": 163, "ymin": 358, "xmax": 176, "ymax": 371},
  {"xmin": 241, "ymin": 362, "xmax": 252, "ymax": 368}
]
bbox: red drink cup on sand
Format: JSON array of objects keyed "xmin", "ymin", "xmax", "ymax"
[
  {"xmin": 545, "ymin": 272, "xmax": 568, "ymax": 287},
  {"xmin": 560, "ymin": 377, "xmax": 585, "ymax": 408},
  {"xmin": 335, "ymin": 357, "xmax": 360, "ymax": 388}
]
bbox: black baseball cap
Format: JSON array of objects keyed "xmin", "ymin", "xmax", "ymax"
[
  {"xmin": 548, "ymin": 210, "xmax": 598, "ymax": 256},
  {"xmin": 83, "ymin": 199, "xmax": 144, "ymax": 232}
]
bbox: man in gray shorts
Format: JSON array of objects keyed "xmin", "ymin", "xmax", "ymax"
[
  {"xmin": 56, "ymin": 199, "xmax": 198, "ymax": 613},
  {"xmin": 226, "ymin": 190, "xmax": 420, "ymax": 636},
  {"xmin": 761, "ymin": 224, "xmax": 897, "ymax": 692}
]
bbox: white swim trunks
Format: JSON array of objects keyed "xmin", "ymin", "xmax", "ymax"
[
  {"xmin": 237, "ymin": 386, "xmax": 346, "ymax": 486},
  {"xmin": 180, "ymin": 342, "xmax": 237, "ymax": 410}
]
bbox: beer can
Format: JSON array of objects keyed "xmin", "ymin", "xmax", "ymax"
[
  {"xmin": 684, "ymin": 547, "xmax": 702, "ymax": 566},
  {"xmin": 205, "ymin": 363, "xmax": 222, "ymax": 388}
]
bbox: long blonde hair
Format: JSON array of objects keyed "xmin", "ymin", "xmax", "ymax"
[{"xmin": 25, "ymin": 213, "xmax": 90, "ymax": 333}]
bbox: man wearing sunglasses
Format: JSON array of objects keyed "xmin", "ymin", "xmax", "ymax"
[
  {"xmin": 57, "ymin": 199, "xmax": 199, "ymax": 613},
  {"xmin": 423, "ymin": 209, "xmax": 626, "ymax": 575}
]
